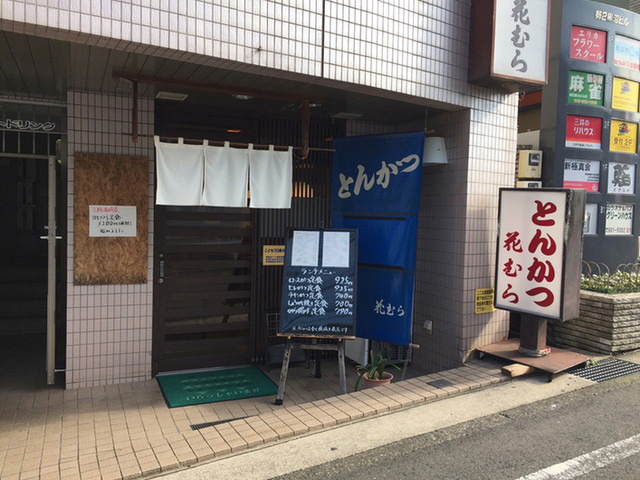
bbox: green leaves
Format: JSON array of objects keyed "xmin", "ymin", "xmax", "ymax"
[{"xmin": 354, "ymin": 349, "xmax": 402, "ymax": 391}]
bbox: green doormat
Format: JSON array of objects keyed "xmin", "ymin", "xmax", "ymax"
[{"xmin": 157, "ymin": 367, "xmax": 278, "ymax": 408}]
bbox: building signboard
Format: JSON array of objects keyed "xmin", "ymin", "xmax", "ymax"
[
  {"xmin": 608, "ymin": 162, "xmax": 636, "ymax": 195},
  {"xmin": 565, "ymin": 114, "xmax": 602, "ymax": 149},
  {"xmin": 605, "ymin": 203, "xmax": 634, "ymax": 235},
  {"xmin": 563, "ymin": 159, "xmax": 600, "ymax": 192},
  {"xmin": 567, "ymin": 71, "xmax": 604, "ymax": 106},
  {"xmin": 570, "ymin": 25, "xmax": 607, "ymax": 63},
  {"xmin": 613, "ymin": 34, "xmax": 640, "ymax": 69},
  {"xmin": 609, "ymin": 119, "xmax": 638, "ymax": 154},
  {"xmin": 491, "ymin": 0, "xmax": 550, "ymax": 83},
  {"xmin": 611, "ymin": 77, "xmax": 639, "ymax": 112},
  {"xmin": 468, "ymin": 0, "xmax": 550, "ymax": 92}
]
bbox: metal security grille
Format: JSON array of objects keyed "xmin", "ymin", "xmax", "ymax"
[
  {"xmin": 568, "ymin": 358, "xmax": 640, "ymax": 383},
  {"xmin": 190, "ymin": 416, "xmax": 250, "ymax": 431}
]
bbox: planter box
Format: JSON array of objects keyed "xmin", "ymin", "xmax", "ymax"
[{"xmin": 551, "ymin": 290, "xmax": 640, "ymax": 355}]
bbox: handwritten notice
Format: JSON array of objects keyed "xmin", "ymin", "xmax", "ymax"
[
  {"xmin": 291, "ymin": 230, "xmax": 320, "ymax": 267},
  {"xmin": 89, "ymin": 205, "xmax": 137, "ymax": 237},
  {"xmin": 322, "ymin": 231, "xmax": 350, "ymax": 268},
  {"xmin": 280, "ymin": 229, "xmax": 358, "ymax": 338}
]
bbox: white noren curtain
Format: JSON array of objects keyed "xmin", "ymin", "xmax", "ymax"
[{"xmin": 249, "ymin": 145, "xmax": 293, "ymax": 209}]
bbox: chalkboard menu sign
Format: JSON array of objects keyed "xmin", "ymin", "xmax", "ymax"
[{"xmin": 279, "ymin": 229, "xmax": 358, "ymax": 338}]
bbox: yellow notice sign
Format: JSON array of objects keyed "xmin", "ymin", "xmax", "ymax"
[
  {"xmin": 612, "ymin": 77, "xmax": 640, "ymax": 112},
  {"xmin": 610, "ymin": 119, "xmax": 638, "ymax": 154},
  {"xmin": 475, "ymin": 288, "xmax": 496, "ymax": 314},
  {"xmin": 263, "ymin": 245, "xmax": 285, "ymax": 266}
]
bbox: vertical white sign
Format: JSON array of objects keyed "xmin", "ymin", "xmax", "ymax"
[
  {"xmin": 493, "ymin": 0, "xmax": 549, "ymax": 83},
  {"xmin": 496, "ymin": 190, "xmax": 566, "ymax": 319},
  {"xmin": 322, "ymin": 231, "xmax": 350, "ymax": 268},
  {"xmin": 291, "ymin": 230, "xmax": 320, "ymax": 267}
]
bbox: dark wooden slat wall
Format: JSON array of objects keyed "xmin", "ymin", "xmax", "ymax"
[
  {"xmin": 152, "ymin": 106, "xmax": 344, "ymax": 373},
  {"xmin": 252, "ymin": 116, "xmax": 338, "ymax": 363},
  {"xmin": 154, "ymin": 206, "xmax": 253, "ymax": 373}
]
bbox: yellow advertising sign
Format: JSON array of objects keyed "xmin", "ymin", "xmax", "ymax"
[
  {"xmin": 610, "ymin": 119, "xmax": 638, "ymax": 154},
  {"xmin": 475, "ymin": 288, "xmax": 496, "ymax": 314},
  {"xmin": 262, "ymin": 245, "xmax": 285, "ymax": 266},
  {"xmin": 612, "ymin": 77, "xmax": 639, "ymax": 112}
]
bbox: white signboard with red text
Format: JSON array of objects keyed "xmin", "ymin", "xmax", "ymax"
[{"xmin": 495, "ymin": 189, "xmax": 585, "ymax": 321}]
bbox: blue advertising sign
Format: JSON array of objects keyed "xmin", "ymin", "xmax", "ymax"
[
  {"xmin": 331, "ymin": 131, "xmax": 424, "ymax": 215},
  {"xmin": 331, "ymin": 131, "xmax": 424, "ymax": 346}
]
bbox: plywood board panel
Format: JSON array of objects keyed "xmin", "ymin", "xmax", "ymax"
[{"xmin": 74, "ymin": 152, "xmax": 148, "ymax": 284}]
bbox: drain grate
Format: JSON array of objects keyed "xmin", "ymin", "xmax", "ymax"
[
  {"xmin": 190, "ymin": 416, "xmax": 250, "ymax": 431},
  {"xmin": 568, "ymin": 358, "xmax": 640, "ymax": 383},
  {"xmin": 427, "ymin": 379, "xmax": 453, "ymax": 389}
]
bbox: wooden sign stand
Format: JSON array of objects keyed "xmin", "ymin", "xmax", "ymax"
[{"xmin": 274, "ymin": 336, "xmax": 348, "ymax": 405}]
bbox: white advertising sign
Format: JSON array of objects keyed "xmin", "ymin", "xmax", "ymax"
[
  {"xmin": 496, "ymin": 190, "xmax": 566, "ymax": 319},
  {"xmin": 608, "ymin": 162, "xmax": 636, "ymax": 195},
  {"xmin": 492, "ymin": 0, "xmax": 549, "ymax": 82},
  {"xmin": 584, "ymin": 203, "xmax": 598, "ymax": 235},
  {"xmin": 89, "ymin": 205, "xmax": 137, "ymax": 237},
  {"xmin": 563, "ymin": 159, "xmax": 600, "ymax": 192},
  {"xmin": 291, "ymin": 230, "xmax": 320, "ymax": 267},
  {"xmin": 605, "ymin": 203, "xmax": 634, "ymax": 236}
]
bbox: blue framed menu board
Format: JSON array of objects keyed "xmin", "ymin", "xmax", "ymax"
[{"xmin": 279, "ymin": 228, "xmax": 358, "ymax": 338}]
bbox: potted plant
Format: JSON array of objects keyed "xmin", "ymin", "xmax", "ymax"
[{"xmin": 354, "ymin": 349, "xmax": 402, "ymax": 391}]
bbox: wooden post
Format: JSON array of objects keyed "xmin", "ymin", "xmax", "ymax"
[
  {"xmin": 275, "ymin": 337, "xmax": 293, "ymax": 405},
  {"xmin": 337, "ymin": 340, "xmax": 346, "ymax": 394},
  {"xmin": 275, "ymin": 337, "xmax": 348, "ymax": 405}
]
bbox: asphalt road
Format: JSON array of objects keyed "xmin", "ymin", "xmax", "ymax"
[{"xmin": 269, "ymin": 372, "xmax": 640, "ymax": 480}]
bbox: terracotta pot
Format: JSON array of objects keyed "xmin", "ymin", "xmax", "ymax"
[{"xmin": 359, "ymin": 371, "xmax": 394, "ymax": 389}]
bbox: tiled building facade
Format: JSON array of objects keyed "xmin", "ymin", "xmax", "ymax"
[{"xmin": 0, "ymin": 1, "xmax": 515, "ymax": 388}]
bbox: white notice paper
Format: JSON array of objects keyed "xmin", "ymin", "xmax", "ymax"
[
  {"xmin": 89, "ymin": 205, "xmax": 137, "ymax": 237},
  {"xmin": 322, "ymin": 231, "xmax": 350, "ymax": 268},
  {"xmin": 291, "ymin": 231, "xmax": 319, "ymax": 266}
]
